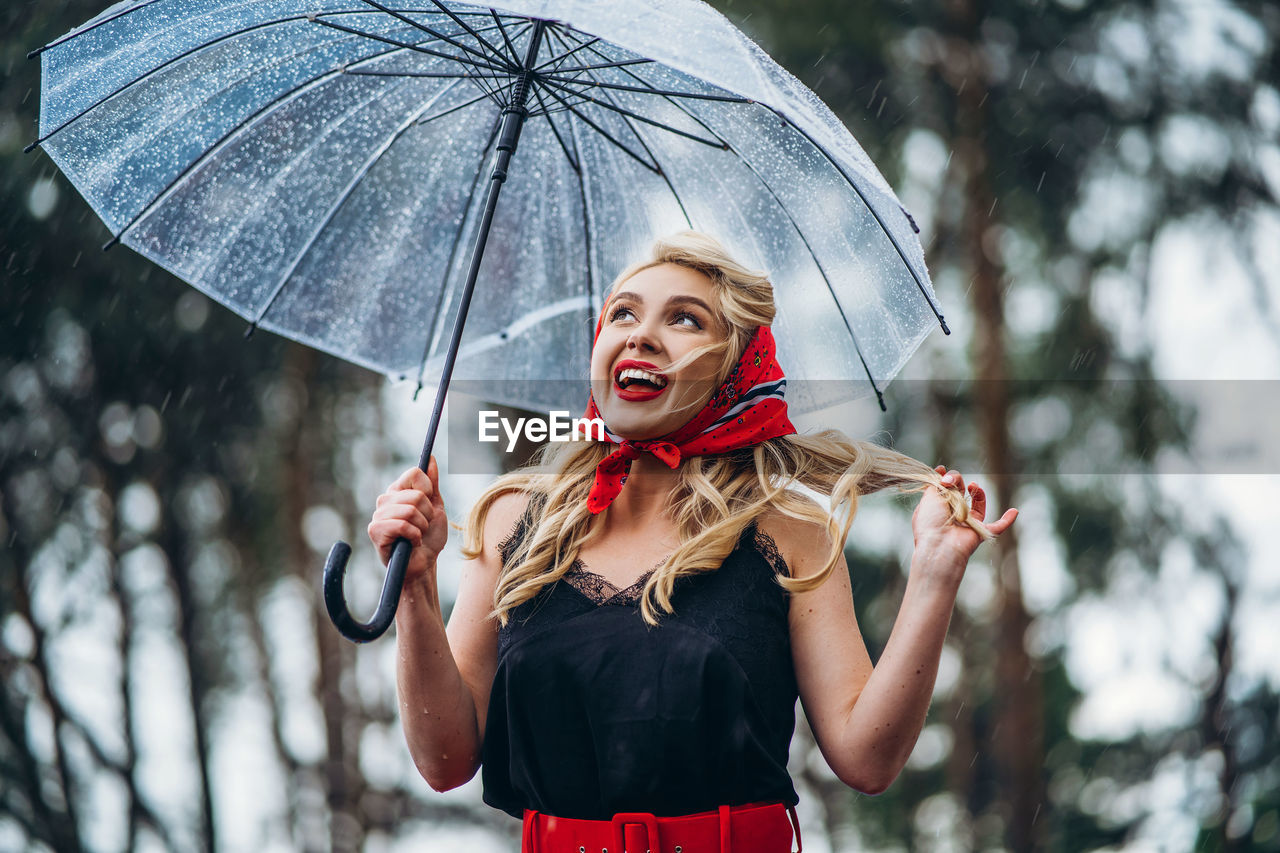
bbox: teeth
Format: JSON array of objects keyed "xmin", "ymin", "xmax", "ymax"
[{"xmin": 617, "ymin": 368, "xmax": 667, "ymax": 388}]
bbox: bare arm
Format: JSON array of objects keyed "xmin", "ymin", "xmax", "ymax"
[
  {"xmin": 369, "ymin": 460, "xmax": 526, "ymax": 791},
  {"xmin": 782, "ymin": 468, "xmax": 1017, "ymax": 794}
]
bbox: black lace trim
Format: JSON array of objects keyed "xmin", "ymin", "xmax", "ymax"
[
  {"xmin": 564, "ymin": 558, "xmax": 664, "ymax": 606},
  {"xmin": 497, "ymin": 493, "xmax": 546, "ymax": 569},
  {"xmin": 748, "ymin": 521, "xmax": 790, "ymax": 579},
  {"xmin": 497, "ymin": 527, "xmax": 521, "ymax": 568},
  {"xmin": 500, "ymin": 511, "xmax": 790, "ymax": 602}
]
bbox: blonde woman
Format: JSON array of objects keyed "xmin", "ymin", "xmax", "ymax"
[{"xmin": 369, "ymin": 232, "xmax": 1017, "ymax": 852}]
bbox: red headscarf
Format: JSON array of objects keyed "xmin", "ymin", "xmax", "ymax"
[{"xmin": 583, "ymin": 309, "xmax": 797, "ymax": 514}]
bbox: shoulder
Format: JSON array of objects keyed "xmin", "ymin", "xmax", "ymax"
[
  {"xmin": 754, "ymin": 495, "xmax": 840, "ymax": 582},
  {"xmin": 481, "ymin": 489, "xmax": 533, "ymax": 559}
]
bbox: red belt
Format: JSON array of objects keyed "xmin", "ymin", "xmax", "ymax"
[{"xmin": 521, "ymin": 802, "xmax": 802, "ymax": 853}]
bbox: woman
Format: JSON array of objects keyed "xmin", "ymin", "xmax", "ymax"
[{"xmin": 369, "ymin": 232, "xmax": 1017, "ymax": 852}]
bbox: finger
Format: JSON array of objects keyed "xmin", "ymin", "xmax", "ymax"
[
  {"xmin": 391, "ymin": 466, "xmax": 422, "ymax": 489},
  {"xmin": 940, "ymin": 469, "xmax": 964, "ymax": 491},
  {"xmin": 968, "ymin": 482, "xmax": 987, "ymax": 521},
  {"xmin": 390, "ymin": 469, "xmax": 434, "ymax": 500},
  {"xmin": 373, "ymin": 502, "xmax": 431, "ymax": 532},
  {"xmin": 367, "ymin": 519, "xmax": 423, "ymax": 551},
  {"xmin": 985, "ymin": 507, "xmax": 1019, "ymax": 536},
  {"xmin": 377, "ymin": 489, "xmax": 434, "ymax": 515},
  {"xmin": 426, "ymin": 455, "xmax": 444, "ymax": 509}
]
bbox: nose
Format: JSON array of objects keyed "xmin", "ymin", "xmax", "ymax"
[{"xmin": 626, "ymin": 323, "xmax": 660, "ymax": 354}]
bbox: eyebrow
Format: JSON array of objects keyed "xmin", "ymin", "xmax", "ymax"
[{"xmin": 611, "ymin": 291, "xmax": 715, "ymax": 315}]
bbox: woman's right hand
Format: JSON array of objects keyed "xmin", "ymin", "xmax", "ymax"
[{"xmin": 367, "ymin": 456, "xmax": 448, "ymax": 583}]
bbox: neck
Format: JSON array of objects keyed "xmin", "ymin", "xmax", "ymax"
[{"xmin": 596, "ymin": 452, "xmax": 681, "ymax": 532}]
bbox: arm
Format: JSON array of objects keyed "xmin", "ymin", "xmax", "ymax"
[
  {"xmin": 781, "ymin": 468, "xmax": 1017, "ymax": 794},
  {"xmin": 368, "ymin": 459, "xmax": 526, "ymax": 791}
]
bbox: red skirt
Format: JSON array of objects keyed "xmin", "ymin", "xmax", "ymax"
[{"xmin": 521, "ymin": 802, "xmax": 801, "ymax": 853}]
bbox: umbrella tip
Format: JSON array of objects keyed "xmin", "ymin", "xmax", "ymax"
[
  {"xmin": 875, "ymin": 389, "xmax": 887, "ymax": 413},
  {"xmin": 102, "ymin": 234, "xmax": 120, "ymax": 251},
  {"xmin": 413, "ymin": 382, "xmax": 423, "ymax": 401},
  {"xmin": 27, "ymin": 46, "xmax": 44, "ymax": 60},
  {"xmin": 901, "ymin": 207, "xmax": 920, "ymax": 234},
  {"xmin": 939, "ymin": 317, "xmax": 951, "ymax": 335},
  {"xmin": 23, "ymin": 140, "xmax": 39, "ymax": 154},
  {"xmin": 244, "ymin": 323, "xmax": 257, "ymax": 339}
]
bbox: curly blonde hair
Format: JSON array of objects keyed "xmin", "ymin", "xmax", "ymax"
[{"xmin": 462, "ymin": 231, "xmax": 986, "ymax": 625}]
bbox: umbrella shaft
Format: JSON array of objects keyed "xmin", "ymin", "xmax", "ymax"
[{"xmin": 417, "ymin": 20, "xmax": 548, "ymax": 472}]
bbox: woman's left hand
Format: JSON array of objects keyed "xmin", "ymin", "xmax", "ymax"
[{"xmin": 912, "ymin": 466, "xmax": 1018, "ymax": 569}]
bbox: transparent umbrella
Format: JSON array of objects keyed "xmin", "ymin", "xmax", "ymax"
[{"xmin": 30, "ymin": 0, "xmax": 949, "ymax": 641}]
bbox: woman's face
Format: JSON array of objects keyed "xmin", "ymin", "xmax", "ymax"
[{"xmin": 590, "ymin": 263, "xmax": 725, "ymax": 440}]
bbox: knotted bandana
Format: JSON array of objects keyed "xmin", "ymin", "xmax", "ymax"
[{"xmin": 583, "ymin": 322, "xmax": 797, "ymax": 514}]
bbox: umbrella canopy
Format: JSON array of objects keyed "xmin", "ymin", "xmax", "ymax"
[
  {"xmin": 32, "ymin": 0, "xmax": 951, "ymax": 641},
  {"xmin": 33, "ymin": 0, "xmax": 946, "ymax": 417}
]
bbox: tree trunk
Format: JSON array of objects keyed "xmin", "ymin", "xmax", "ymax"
[
  {"xmin": 157, "ymin": 482, "xmax": 218, "ymax": 853},
  {"xmin": 944, "ymin": 0, "xmax": 1045, "ymax": 847},
  {"xmin": 1202, "ymin": 571, "xmax": 1240, "ymax": 851},
  {"xmin": 280, "ymin": 346, "xmax": 367, "ymax": 853}
]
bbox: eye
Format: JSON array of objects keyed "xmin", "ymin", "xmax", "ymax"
[
  {"xmin": 609, "ymin": 305, "xmax": 636, "ymax": 323},
  {"xmin": 672, "ymin": 311, "xmax": 703, "ymax": 330}
]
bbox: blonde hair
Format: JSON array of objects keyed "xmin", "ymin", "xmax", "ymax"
[{"xmin": 461, "ymin": 231, "xmax": 987, "ymax": 625}]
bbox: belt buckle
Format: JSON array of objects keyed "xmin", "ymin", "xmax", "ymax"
[{"xmin": 610, "ymin": 812, "xmax": 660, "ymax": 853}]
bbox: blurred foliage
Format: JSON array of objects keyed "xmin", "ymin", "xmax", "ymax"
[
  {"xmin": 712, "ymin": 0, "xmax": 1278, "ymax": 850},
  {"xmin": 2, "ymin": 0, "xmax": 1279, "ymax": 851}
]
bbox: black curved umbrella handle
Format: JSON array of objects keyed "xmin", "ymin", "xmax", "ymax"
[{"xmin": 323, "ymin": 538, "xmax": 409, "ymax": 643}]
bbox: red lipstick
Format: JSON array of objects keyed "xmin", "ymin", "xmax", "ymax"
[{"xmin": 612, "ymin": 359, "xmax": 668, "ymax": 401}]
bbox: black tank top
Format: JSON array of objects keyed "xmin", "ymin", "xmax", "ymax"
[{"xmin": 481, "ymin": 502, "xmax": 800, "ymax": 819}]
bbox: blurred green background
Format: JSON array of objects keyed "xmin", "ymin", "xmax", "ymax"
[{"xmin": 3, "ymin": 1, "xmax": 1279, "ymax": 850}]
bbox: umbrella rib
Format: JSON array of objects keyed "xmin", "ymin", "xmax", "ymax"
[
  {"xmin": 31, "ymin": 15, "xmax": 321, "ymax": 151},
  {"xmin": 415, "ymin": 114, "xmax": 505, "ymax": 394},
  {"xmin": 354, "ymin": 0, "xmax": 516, "ymax": 71},
  {"xmin": 544, "ymin": 31, "xmax": 691, "ymax": 225},
  {"xmin": 764, "ymin": 106, "xmax": 949, "ymax": 334},
  {"xmin": 533, "ymin": 35, "xmax": 603, "ymax": 73},
  {"xmin": 251, "ymin": 78, "xmax": 471, "ymax": 330},
  {"xmin": 531, "ymin": 86, "xmax": 579, "ymax": 172},
  {"xmin": 28, "ymin": 0, "xmax": 167, "ymax": 57},
  {"xmin": 537, "ymin": 28, "xmax": 612, "ymax": 90},
  {"xmin": 310, "ymin": 17, "xmax": 512, "ymax": 75},
  {"xmin": 99, "ymin": 27, "xmax": 489, "ymax": 248},
  {"xmin": 538, "ymin": 73, "xmax": 752, "ymax": 103},
  {"xmin": 548, "ymin": 58, "xmax": 655, "ymax": 75},
  {"xmin": 712, "ymin": 135, "xmax": 886, "ymax": 409},
  {"xmin": 420, "ymin": 0, "xmax": 515, "ymax": 68},
  {"xmin": 412, "ymin": 90, "xmax": 496, "ymax": 126},
  {"xmin": 102, "ymin": 58, "xmax": 407, "ymax": 249},
  {"xmin": 29, "ymin": 13, "xmax": 504, "ymax": 152},
  {"xmin": 489, "ymin": 10, "xmax": 523, "ymax": 68},
  {"xmin": 539, "ymin": 77, "xmax": 727, "ymax": 149},
  {"xmin": 450, "ymin": 21, "xmax": 530, "ymax": 106},
  {"xmin": 478, "ymin": 23, "xmax": 533, "ymax": 107},
  {"xmin": 25, "ymin": 2, "xmax": 501, "ymax": 58},
  {"xmin": 537, "ymin": 79, "xmax": 660, "ymax": 173},
  {"xmin": 567, "ymin": 114, "xmax": 599, "ymax": 369},
  {"xmin": 555, "ymin": 29, "xmax": 733, "ymax": 149},
  {"xmin": 343, "ymin": 69, "xmax": 500, "ymax": 80}
]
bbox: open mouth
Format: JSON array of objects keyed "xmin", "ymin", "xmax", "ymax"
[{"xmin": 612, "ymin": 361, "xmax": 669, "ymax": 400}]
